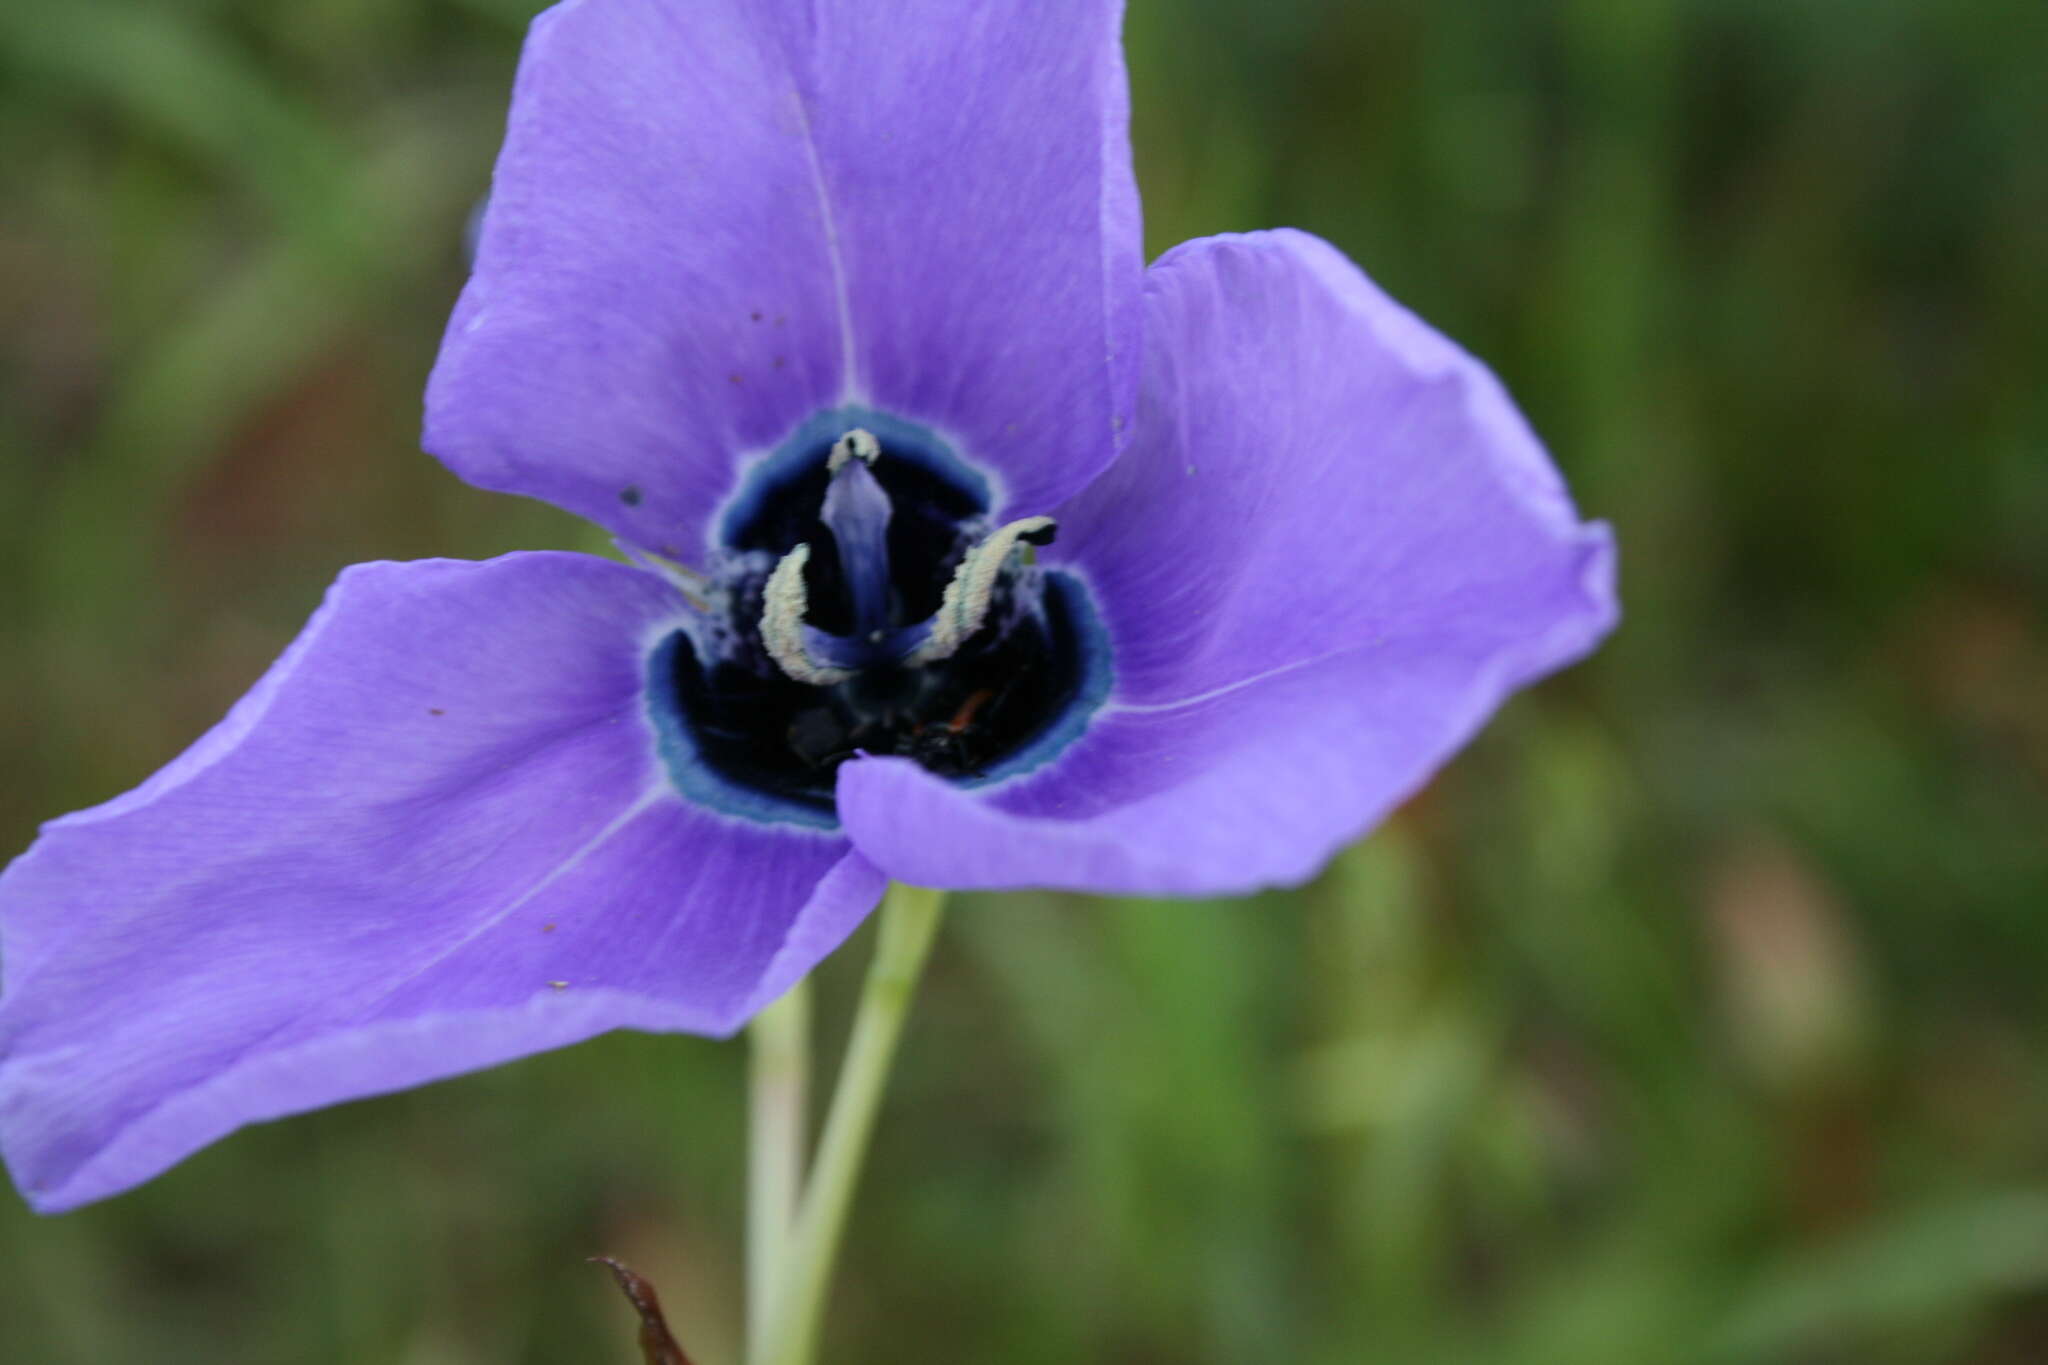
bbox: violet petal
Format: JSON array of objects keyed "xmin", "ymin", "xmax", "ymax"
[
  {"xmin": 425, "ymin": 0, "xmax": 1142, "ymax": 557},
  {"xmin": 0, "ymin": 554, "xmax": 882, "ymax": 1211},
  {"xmin": 836, "ymin": 230, "xmax": 1616, "ymax": 895}
]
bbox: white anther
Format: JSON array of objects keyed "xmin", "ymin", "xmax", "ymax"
[
  {"xmin": 826, "ymin": 427, "xmax": 881, "ymax": 473},
  {"xmin": 760, "ymin": 544, "xmax": 855, "ymax": 685},
  {"xmin": 905, "ymin": 516, "xmax": 1056, "ymax": 667}
]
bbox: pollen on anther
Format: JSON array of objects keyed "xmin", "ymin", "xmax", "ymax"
[
  {"xmin": 760, "ymin": 544, "xmax": 854, "ymax": 686},
  {"xmin": 907, "ymin": 516, "xmax": 1057, "ymax": 667}
]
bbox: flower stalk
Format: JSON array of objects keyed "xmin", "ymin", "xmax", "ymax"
[
  {"xmin": 751, "ymin": 882, "xmax": 948, "ymax": 1365},
  {"xmin": 745, "ymin": 977, "xmax": 811, "ymax": 1348}
]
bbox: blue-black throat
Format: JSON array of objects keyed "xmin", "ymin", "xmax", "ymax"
[{"xmin": 648, "ymin": 422, "xmax": 1111, "ymax": 827}]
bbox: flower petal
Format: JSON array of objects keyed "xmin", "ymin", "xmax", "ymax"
[
  {"xmin": 1049, "ymin": 228, "xmax": 1614, "ymax": 705},
  {"xmin": 0, "ymin": 554, "xmax": 883, "ymax": 1212},
  {"xmin": 837, "ymin": 230, "xmax": 1615, "ymax": 895},
  {"xmin": 426, "ymin": 0, "xmax": 1141, "ymax": 556},
  {"xmin": 836, "ymin": 606, "xmax": 1607, "ymax": 896}
]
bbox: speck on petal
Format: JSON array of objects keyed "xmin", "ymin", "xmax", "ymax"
[
  {"xmin": 836, "ymin": 230, "xmax": 1616, "ymax": 896},
  {"xmin": 0, "ymin": 554, "xmax": 882, "ymax": 1212}
]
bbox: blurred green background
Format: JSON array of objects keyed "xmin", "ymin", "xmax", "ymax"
[{"xmin": 3, "ymin": 0, "xmax": 2045, "ymax": 1360}]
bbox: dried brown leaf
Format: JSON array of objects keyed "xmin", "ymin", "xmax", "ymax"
[{"xmin": 590, "ymin": 1256, "xmax": 694, "ymax": 1365}]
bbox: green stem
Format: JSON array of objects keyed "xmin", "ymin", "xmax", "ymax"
[
  {"xmin": 751, "ymin": 883, "xmax": 948, "ymax": 1365},
  {"xmin": 745, "ymin": 976, "xmax": 811, "ymax": 1349}
]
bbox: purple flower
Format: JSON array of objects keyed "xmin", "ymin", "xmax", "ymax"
[{"xmin": 0, "ymin": 0, "xmax": 1614, "ymax": 1213}]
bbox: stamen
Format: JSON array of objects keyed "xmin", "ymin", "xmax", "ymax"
[
  {"xmin": 905, "ymin": 517, "xmax": 1057, "ymax": 667},
  {"xmin": 825, "ymin": 427, "xmax": 880, "ymax": 473},
  {"xmin": 760, "ymin": 544, "xmax": 855, "ymax": 686}
]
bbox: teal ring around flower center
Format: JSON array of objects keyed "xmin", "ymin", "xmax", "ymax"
[{"xmin": 645, "ymin": 406, "xmax": 1113, "ymax": 829}]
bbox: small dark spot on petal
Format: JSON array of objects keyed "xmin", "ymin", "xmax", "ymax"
[
  {"xmin": 772, "ymin": 355, "xmax": 785, "ymax": 369},
  {"xmin": 620, "ymin": 485, "xmax": 643, "ymax": 506},
  {"xmin": 750, "ymin": 310, "xmax": 763, "ymax": 322},
  {"xmin": 428, "ymin": 707, "xmax": 446, "ymax": 716},
  {"xmin": 547, "ymin": 980, "xmax": 569, "ymax": 990},
  {"xmin": 541, "ymin": 922, "xmax": 557, "ymax": 933},
  {"xmin": 728, "ymin": 373, "xmax": 744, "ymax": 385},
  {"xmin": 773, "ymin": 314, "xmax": 786, "ymax": 325}
]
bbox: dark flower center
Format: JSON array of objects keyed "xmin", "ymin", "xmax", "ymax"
[{"xmin": 646, "ymin": 408, "xmax": 1112, "ymax": 828}]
